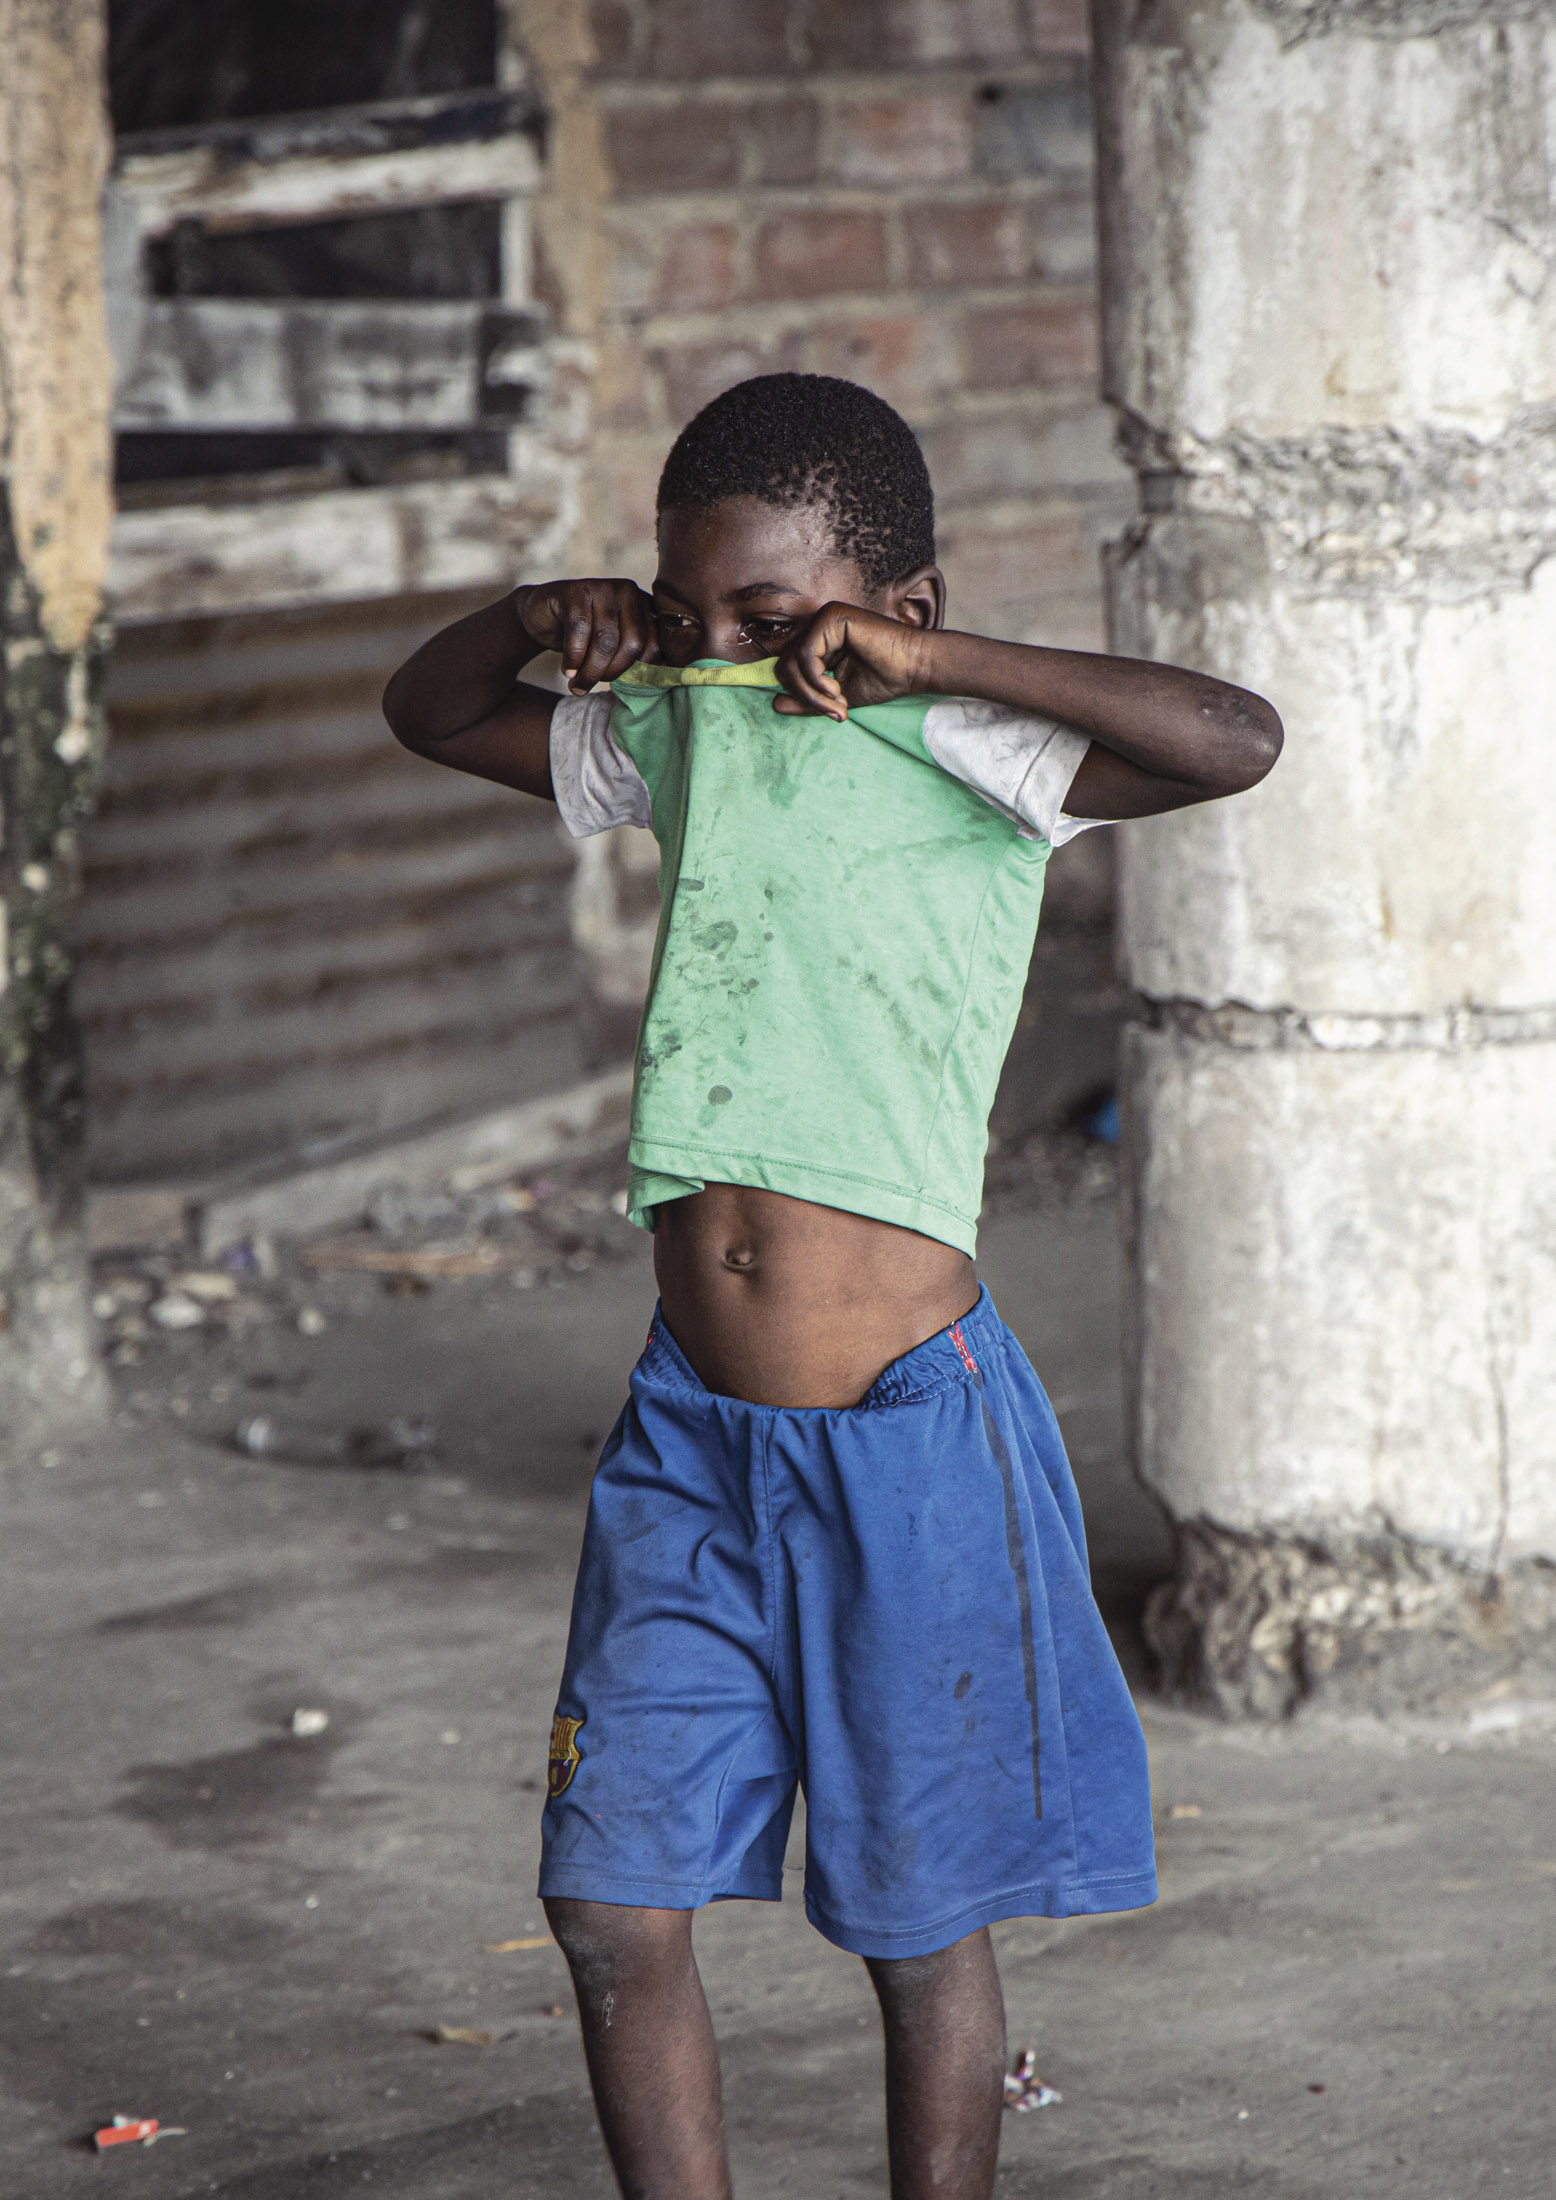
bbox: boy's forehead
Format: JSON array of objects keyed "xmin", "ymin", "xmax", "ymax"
[{"xmin": 655, "ymin": 496, "xmax": 862, "ymax": 599}]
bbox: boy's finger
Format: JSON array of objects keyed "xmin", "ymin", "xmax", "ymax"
[
  {"xmin": 611, "ymin": 587, "xmax": 659, "ymax": 668},
  {"xmin": 775, "ymin": 674, "xmax": 846, "ymax": 721},
  {"xmin": 598, "ymin": 630, "xmax": 650, "ymax": 683},
  {"xmin": 773, "ymin": 606, "xmax": 846, "ymax": 717},
  {"xmin": 575, "ymin": 620, "xmax": 623, "ymax": 687},
  {"xmin": 773, "ymin": 695, "xmax": 845, "ymax": 717},
  {"xmin": 562, "ymin": 601, "xmax": 596, "ymax": 673},
  {"xmin": 523, "ymin": 586, "xmax": 564, "ymax": 649},
  {"xmin": 583, "ymin": 589, "xmax": 655, "ymax": 685},
  {"xmin": 803, "ymin": 606, "xmax": 852, "ymax": 667},
  {"xmin": 774, "ymin": 646, "xmax": 847, "ymax": 719},
  {"xmin": 793, "ymin": 619, "xmax": 855, "ymax": 711},
  {"xmin": 625, "ymin": 591, "xmax": 659, "ymax": 663}
]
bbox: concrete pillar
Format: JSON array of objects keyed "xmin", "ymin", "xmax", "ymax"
[
  {"xmin": 1092, "ymin": 0, "xmax": 1556, "ymax": 1713},
  {"xmin": 0, "ymin": 0, "xmax": 114, "ymax": 1450}
]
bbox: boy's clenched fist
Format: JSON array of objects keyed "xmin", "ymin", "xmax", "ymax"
[{"xmin": 515, "ymin": 578, "xmax": 658, "ymax": 693}]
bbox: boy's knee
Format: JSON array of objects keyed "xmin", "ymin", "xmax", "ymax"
[
  {"xmin": 866, "ymin": 1929, "xmax": 998, "ymax": 2022},
  {"xmin": 544, "ymin": 1897, "xmax": 691, "ymax": 1994}
]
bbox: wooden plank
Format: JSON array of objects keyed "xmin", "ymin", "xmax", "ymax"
[
  {"xmin": 102, "ymin": 588, "xmax": 494, "ymax": 707},
  {"xmin": 113, "ymin": 91, "xmax": 543, "ymax": 238},
  {"xmin": 76, "ymin": 824, "xmax": 568, "ymax": 952},
  {"xmin": 81, "ymin": 944, "xmax": 583, "ymax": 1083},
  {"xmin": 86, "ymin": 1059, "xmax": 628, "ymax": 1255},
  {"xmin": 82, "ymin": 751, "xmax": 522, "ymax": 866},
  {"xmin": 99, "ymin": 703, "xmax": 396, "ymax": 790},
  {"xmin": 89, "ymin": 1006, "xmax": 580, "ymax": 1142},
  {"xmin": 107, "ymin": 470, "xmax": 567, "ymax": 624},
  {"xmin": 90, "ymin": 1016, "xmax": 588, "ymax": 1189},
  {"xmin": 113, "ymin": 137, "xmax": 539, "ymax": 238},
  {"xmin": 113, "ymin": 90, "xmax": 544, "ymax": 173},
  {"xmin": 113, "ymin": 301, "xmax": 546, "ymax": 432},
  {"xmin": 192, "ymin": 1059, "xmax": 629, "ymax": 1254},
  {"xmin": 72, "ymin": 892, "xmax": 571, "ymax": 1020}
]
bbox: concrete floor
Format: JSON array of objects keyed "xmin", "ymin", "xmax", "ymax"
[{"xmin": 4, "ymin": 1165, "xmax": 1555, "ymax": 2197}]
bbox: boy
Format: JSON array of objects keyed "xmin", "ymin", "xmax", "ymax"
[{"xmin": 384, "ymin": 374, "xmax": 1281, "ymax": 2199}]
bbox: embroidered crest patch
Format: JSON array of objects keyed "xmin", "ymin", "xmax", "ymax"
[{"xmin": 548, "ymin": 1712, "xmax": 584, "ymax": 1797}]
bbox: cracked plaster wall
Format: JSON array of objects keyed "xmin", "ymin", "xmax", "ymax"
[{"xmin": 1093, "ymin": 0, "xmax": 1556, "ymax": 1707}]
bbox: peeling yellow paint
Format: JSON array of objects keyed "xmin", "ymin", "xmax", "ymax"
[
  {"xmin": 508, "ymin": 0, "xmax": 607, "ymax": 566},
  {"xmin": 0, "ymin": 0, "xmax": 114, "ymax": 652}
]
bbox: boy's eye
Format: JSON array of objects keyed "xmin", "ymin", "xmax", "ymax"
[
  {"xmin": 739, "ymin": 618, "xmax": 798, "ymax": 643},
  {"xmin": 654, "ymin": 611, "xmax": 696, "ymax": 631}
]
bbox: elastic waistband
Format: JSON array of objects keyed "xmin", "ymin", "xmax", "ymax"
[{"xmin": 638, "ymin": 1284, "xmax": 1005, "ymax": 1416}]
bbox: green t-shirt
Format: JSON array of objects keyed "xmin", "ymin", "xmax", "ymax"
[{"xmin": 607, "ymin": 660, "xmax": 1054, "ymax": 1257}]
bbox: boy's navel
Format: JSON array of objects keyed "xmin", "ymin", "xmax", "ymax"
[{"xmin": 721, "ymin": 1244, "xmax": 758, "ymax": 1275}]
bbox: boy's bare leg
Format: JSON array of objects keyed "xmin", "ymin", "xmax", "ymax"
[
  {"xmin": 545, "ymin": 1897, "xmax": 732, "ymax": 2200},
  {"xmin": 866, "ymin": 1930, "xmax": 1007, "ymax": 2200}
]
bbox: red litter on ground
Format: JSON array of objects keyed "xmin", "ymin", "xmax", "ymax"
[{"xmin": 94, "ymin": 2116, "xmax": 187, "ymax": 2150}]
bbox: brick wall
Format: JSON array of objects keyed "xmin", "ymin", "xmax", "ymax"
[{"xmin": 520, "ymin": 0, "xmax": 1130, "ymax": 650}]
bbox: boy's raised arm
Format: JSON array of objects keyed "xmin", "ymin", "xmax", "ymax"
[
  {"xmin": 382, "ymin": 579, "xmax": 655, "ymax": 798},
  {"xmin": 774, "ymin": 608, "xmax": 1283, "ymax": 821},
  {"xmin": 926, "ymin": 630, "xmax": 1283, "ymax": 821}
]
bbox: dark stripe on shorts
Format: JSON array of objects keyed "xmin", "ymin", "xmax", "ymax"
[{"xmin": 976, "ymin": 1379, "xmax": 1043, "ymax": 1820}]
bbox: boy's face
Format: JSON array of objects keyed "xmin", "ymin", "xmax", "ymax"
[{"xmin": 652, "ymin": 496, "xmax": 940, "ymax": 667}]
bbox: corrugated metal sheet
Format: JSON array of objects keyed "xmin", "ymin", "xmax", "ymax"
[{"xmin": 79, "ymin": 590, "xmax": 587, "ymax": 1184}]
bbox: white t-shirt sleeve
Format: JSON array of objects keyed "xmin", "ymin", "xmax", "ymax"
[
  {"xmin": 548, "ymin": 693, "xmax": 653, "ymax": 838},
  {"xmin": 921, "ymin": 698, "xmax": 1103, "ymax": 847}
]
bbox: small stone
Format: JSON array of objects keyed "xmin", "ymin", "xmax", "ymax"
[
  {"xmin": 150, "ymin": 1293, "xmax": 204, "ymax": 1331},
  {"xmin": 290, "ymin": 1707, "xmax": 329, "ymax": 1738},
  {"xmin": 170, "ymin": 1271, "xmax": 239, "ymax": 1303},
  {"xmin": 296, "ymin": 1306, "xmax": 327, "ymax": 1336}
]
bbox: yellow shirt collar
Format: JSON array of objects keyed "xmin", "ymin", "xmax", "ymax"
[{"xmin": 616, "ymin": 657, "xmax": 781, "ymax": 689}]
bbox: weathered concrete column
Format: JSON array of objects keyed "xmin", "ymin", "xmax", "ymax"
[
  {"xmin": 0, "ymin": 0, "xmax": 114, "ymax": 1448},
  {"xmin": 1092, "ymin": 0, "xmax": 1556, "ymax": 1713}
]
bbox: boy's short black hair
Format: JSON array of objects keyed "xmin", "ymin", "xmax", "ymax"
[{"xmin": 656, "ymin": 373, "xmax": 936, "ymax": 591}]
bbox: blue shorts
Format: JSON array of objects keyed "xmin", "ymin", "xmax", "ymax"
[{"xmin": 538, "ymin": 1286, "xmax": 1157, "ymax": 1959}]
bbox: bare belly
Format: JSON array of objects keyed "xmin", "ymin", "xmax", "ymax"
[{"xmin": 651, "ymin": 1183, "xmax": 978, "ymax": 1409}]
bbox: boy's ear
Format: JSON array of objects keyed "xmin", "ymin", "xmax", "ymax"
[{"xmin": 884, "ymin": 565, "xmax": 946, "ymax": 631}]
